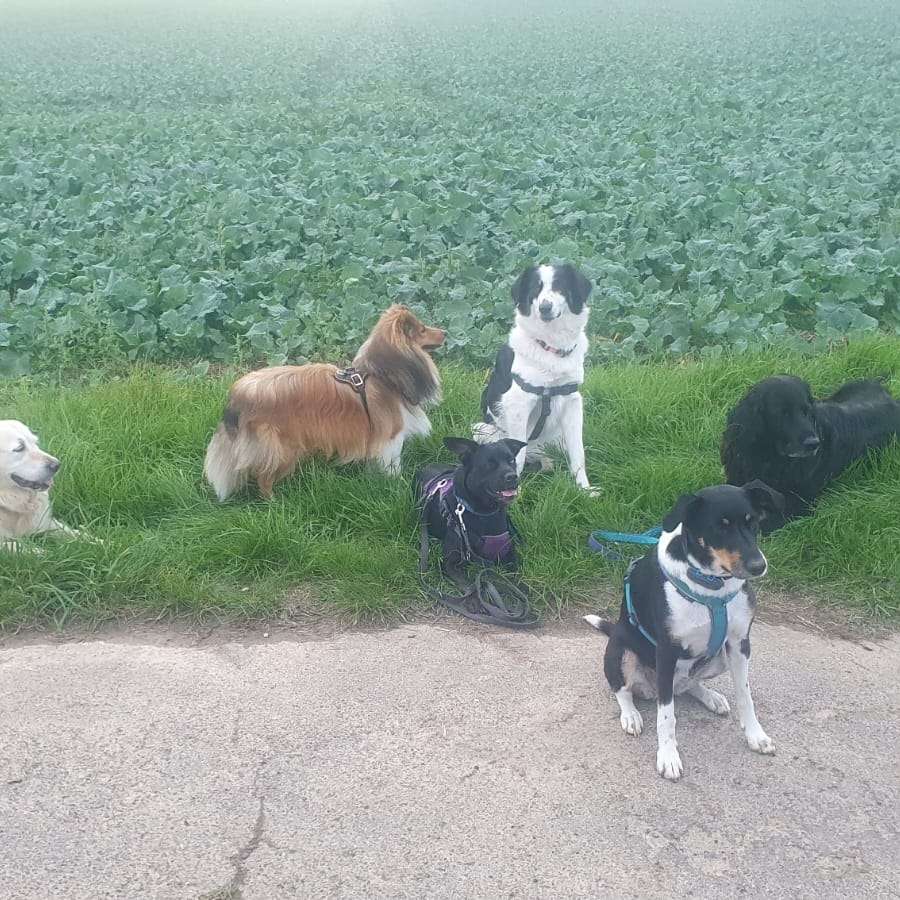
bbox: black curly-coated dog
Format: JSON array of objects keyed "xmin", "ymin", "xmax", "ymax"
[{"xmin": 721, "ymin": 375, "xmax": 900, "ymax": 532}]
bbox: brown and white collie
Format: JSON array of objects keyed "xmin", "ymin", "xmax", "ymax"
[{"xmin": 204, "ymin": 305, "xmax": 445, "ymax": 500}]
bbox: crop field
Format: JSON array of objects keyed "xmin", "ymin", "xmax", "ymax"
[{"xmin": 2, "ymin": 0, "xmax": 899, "ymax": 375}]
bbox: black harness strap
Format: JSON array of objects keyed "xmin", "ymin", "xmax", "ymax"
[
  {"xmin": 334, "ymin": 367, "xmax": 371, "ymax": 423},
  {"xmin": 512, "ymin": 373, "xmax": 580, "ymax": 441}
]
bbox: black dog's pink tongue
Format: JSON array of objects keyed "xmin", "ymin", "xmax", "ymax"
[{"xmin": 498, "ymin": 488, "xmax": 518, "ymax": 504}]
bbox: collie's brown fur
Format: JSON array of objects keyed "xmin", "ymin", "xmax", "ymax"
[{"xmin": 204, "ymin": 305, "xmax": 444, "ymax": 499}]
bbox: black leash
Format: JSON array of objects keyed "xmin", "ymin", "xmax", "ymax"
[
  {"xmin": 511, "ymin": 373, "xmax": 579, "ymax": 441},
  {"xmin": 417, "ymin": 508, "xmax": 540, "ymax": 630}
]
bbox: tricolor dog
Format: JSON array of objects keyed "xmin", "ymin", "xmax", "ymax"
[
  {"xmin": 473, "ymin": 264, "xmax": 596, "ymax": 494},
  {"xmin": 585, "ymin": 481, "xmax": 783, "ymax": 781}
]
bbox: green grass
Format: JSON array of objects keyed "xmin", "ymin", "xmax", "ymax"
[{"xmin": 1, "ymin": 337, "xmax": 899, "ymax": 629}]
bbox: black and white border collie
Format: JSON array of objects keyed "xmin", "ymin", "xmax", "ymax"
[
  {"xmin": 586, "ymin": 482, "xmax": 783, "ymax": 781},
  {"xmin": 473, "ymin": 264, "xmax": 596, "ymax": 494}
]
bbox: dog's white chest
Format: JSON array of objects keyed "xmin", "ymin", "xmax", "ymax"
[
  {"xmin": 665, "ymin": 584, "xmax": 753, "ymax": 661},
  {"xmin": 0, "ymin": 491, "xmax": 52, "ymax": 538}
]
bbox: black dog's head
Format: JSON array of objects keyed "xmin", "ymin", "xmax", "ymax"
[
  {"xmin": 730, "ymin": 375, "xmax": 821, "ymax": 459},
  {"xmin": 511, "ymin": 264, "xmax": 592, "ymax": 321},
  {"xmin": 444, "ymin": 437, "xmax": 526, "ymax": 507},
  {"xmin": 662, "ymin": 481, "xmax": 784, "ymax": 579}
]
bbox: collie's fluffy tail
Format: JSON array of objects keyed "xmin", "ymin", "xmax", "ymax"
[
  {"xmin": 203, "ymin": 418, "xmax": 248, "ymax": 501},
  {"xmin": 583, "ymin": 614, "xmax": 614, "ymax": 636}
]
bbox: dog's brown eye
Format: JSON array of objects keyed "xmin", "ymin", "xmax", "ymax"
[
  {"xmin": 721, "ymin": 517, "xmax": 730, "ymax": 527},
  {"xmin": 745, "ymin": 514, "xmax": 752, "ymax": 524},
  {"xmin": 13, "ymin": 443, "xmax": 25, "ymax": 453}
]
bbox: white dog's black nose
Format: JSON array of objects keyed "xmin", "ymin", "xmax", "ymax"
[
  {"xmin": 47, "ymin": 458, "xmax": 61, "ymax": 474},
  {"xmin": 539, "ymin": 301, "xmax": 554, "ymax": 320}
]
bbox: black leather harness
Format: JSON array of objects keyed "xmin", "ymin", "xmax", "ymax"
[
  {"xmin": 512, "ymin": 373, "xmax": 580, "ymax": 442},
  {"xmin": 334, "ymin": 367, "xmax": 371, "ymax": 423}
]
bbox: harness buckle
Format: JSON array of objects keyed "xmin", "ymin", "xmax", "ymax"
[{"xmin": 349, "ymin": 372, "xmax": 365, "ymax": 389}]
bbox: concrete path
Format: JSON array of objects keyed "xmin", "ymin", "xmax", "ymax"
[{"xmin": 1, "ymin": 619, "xmax": 898, "ymax": 899}]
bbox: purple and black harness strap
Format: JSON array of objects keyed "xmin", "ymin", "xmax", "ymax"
[{"xmin": 421, "ymin": 473, "xmax": 513, "ymax": 562}]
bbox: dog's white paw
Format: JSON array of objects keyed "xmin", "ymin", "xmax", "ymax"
[
  {"xmin": 747, "ymin": 730, "xmax": 776, "ymax": 755},
  {"xmin": 583, "ymin": 485, "xmax": 601, "ymax": 498},
  {"xmin": 620, "ymin": 708, "xmax": 643, "ymax": 736},
  {"xmin": 700, "ymin": 688, "xmax": 730, "ymax": 715},
  {"xmin": 657, "ymin": 744, "xmax": 684, "ymax": 781}
]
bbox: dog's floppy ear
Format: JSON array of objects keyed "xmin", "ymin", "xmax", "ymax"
[
  {"xmin": 662, "ymin": 493, "xmax": 703, "ymax": 532},
  {"xmin": 444, "ymin": 436, "xmax": 479, "ymax": 460},
  {"xmin": 556, "ymin": 264, "xmax": 593, "ymax": 314},
  {"xmin": 501, "ymin": 439, "xmax": 527, "ymax": 457},
  {"xmin": 511, "ymin": 266, "xmax": 539, "ymax": 316},
  {"xmin": 742, "ymin": 480, "xmax": 785, "ymax": 518}
]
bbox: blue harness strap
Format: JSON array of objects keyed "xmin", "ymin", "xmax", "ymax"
[
  {"xmin": 589, "ymin": 526, "xmax": 663, "ymax": 561},
  {"xmin": 624, "ymin": 560, "xmax": 657, "ymax": 647},
  {"xmin": 601, "ymin": 527, "xmax": 739, "ymax": 659}
]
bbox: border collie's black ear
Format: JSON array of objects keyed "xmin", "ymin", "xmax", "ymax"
[
  {"xmin": 742, "ymin": 480, "xmax": 785, "ymax": 517},
  {"xmin": 556, "ymin": 264, "xmax": 592, "ymax": 314},
  {"xmin": 444, "ymin": 436, "xmax": 479, "ymax": 460},
  {"xmin": 511, "ymin": 267, "xmax": 540, "ymax": 316},
  {"xmin": 501, "ymin": 439, "xmax": 527, "ymax": 457},
  {"xmin": 662, "ymin": 493, "xmax": 702, "ymax": 532}
]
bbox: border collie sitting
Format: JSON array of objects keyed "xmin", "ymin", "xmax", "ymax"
[
  {"xmin": 473, "ymin": 264, "xmax": 597, "ymax": 494},
  {"xmin": 585, "ymin": 481, "xmax": 783, "ymax": 781},
  {"xmin": 722, "ymin": 375, "xmax": 900, "ymax": 532}
]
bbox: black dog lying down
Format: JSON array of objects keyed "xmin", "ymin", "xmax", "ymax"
[
  {"xmin": 417, "ymin": 437, "xmax": 541, "ymax": 628},
  {"xmin": 417, "ymin": 437, "xmax": 525, "ymax": 589},
  {"xmin": 586, "ymin": 481, "xmax": 784, "ymax": 781},
  {"xmin": 722, "ymin": 375, "xmax": 900, "ymax": 531}
]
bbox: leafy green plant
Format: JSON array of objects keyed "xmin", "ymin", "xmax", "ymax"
[{"xmin": 1, "ymin": 0, "xmax": 899, "ymax": 375}]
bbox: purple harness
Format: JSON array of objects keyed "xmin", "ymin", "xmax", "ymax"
[{"xmin": 423, "ymin": 474, "xmax": 513, "ymax": 562}]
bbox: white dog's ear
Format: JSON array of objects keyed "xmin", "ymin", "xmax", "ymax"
[
  {"xmin": 554, "ymin": 264, "xmax": 592, "ymax": 313},
  {"xmin": 511, "ymin": 266, "xmax": 540, "ymax": 316}
]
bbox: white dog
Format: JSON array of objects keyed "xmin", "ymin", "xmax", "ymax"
[
  {"xmin": 473, "ymin": 264, "xmax": 597, "ymax": 494},
  {"xmin": 0, "ymin": 420, "xmax": 79, "ymax": 551}
]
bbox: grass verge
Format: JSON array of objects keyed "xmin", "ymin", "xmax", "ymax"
[{"xmin": 1, "ymin": 337, "xmax": 899, "ymax": 629}]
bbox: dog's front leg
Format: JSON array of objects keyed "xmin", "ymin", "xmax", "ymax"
[
  {"xmin": 655, "ymin": 648, "xmax": 683, "ymax": 780},
  {"xmin": 726, "ymin": 637, "xmax": 775, "ymax": 755},
  {"xmin": 496, "ymin": 393, "xmax": 533, "ymax": 476},
  {"xmin": 47, "ymin": 520, "xmax": 83, "ymax": 539},
  {"xmin": 378, "ymin": 434, "xmax": 407, "ymax": 475},
  {"xmin": 558, "ymin": 394, "xmax": 597, "ymax": 496}
]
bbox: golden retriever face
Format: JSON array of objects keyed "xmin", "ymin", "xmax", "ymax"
[{"xmin": 0, "ymin": 420, "xmax": 60, "ymax": 493}]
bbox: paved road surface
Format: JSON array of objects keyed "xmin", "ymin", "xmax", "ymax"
[{"xmin": 1, "ymin": 619, "xmax": 898, "ymax": 899}]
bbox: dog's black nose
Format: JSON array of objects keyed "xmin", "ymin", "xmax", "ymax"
[
  {"xmin": 802, "ymin": 435, "xmax": 821, "ymax": 450},
  {"xmin": 47, "ymin": 459, "xmax": 61, "ymax": 474},
  {"xmin": 503, "ymin": 471, "xmax": 518, "ymax": 487},
  {"xmin": 539, "ymin": 301, "xmax": 553, "ymax": 318},
  {"xmin": 745, "ymin": 556, "xmax": 767, "ymax": 577}
]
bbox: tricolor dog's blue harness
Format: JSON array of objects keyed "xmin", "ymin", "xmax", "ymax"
[{"xmin": 591, "ymin": 527, "xmax": 739, "ymax": 659}]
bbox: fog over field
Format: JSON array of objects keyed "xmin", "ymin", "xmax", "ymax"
[{"xmin": 2, "ymin": 0, "xmax": 898, "ymax": 375}]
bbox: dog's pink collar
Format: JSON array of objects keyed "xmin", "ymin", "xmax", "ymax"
[{"xmin": 535, "ymin": 338, "xmax": 576, "ymax": 358}]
